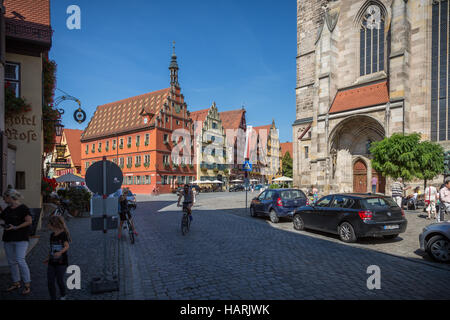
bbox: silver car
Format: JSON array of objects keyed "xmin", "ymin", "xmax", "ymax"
[{"xmin": 419, "ymin": 222, "xmax": 450, "ymax": 263}]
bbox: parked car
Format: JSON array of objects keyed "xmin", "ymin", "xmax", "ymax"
[
  {"xmin": 250, "ymin": 188, "xmax": 308, "ymax": 223},
  {"xmin": 292, "ymin": 193, "xmax": 407, "ymax": 243},
  {"xmin": 229, "ymin": 184, "xmax": 245, "ymax": 192},
  {"xmin": 254, "ymin": 184, "xmax": 264, "ymax": 191},
  {"xmin": 419, "ymin": 222, "xmax": 450, "ymax": 263}
]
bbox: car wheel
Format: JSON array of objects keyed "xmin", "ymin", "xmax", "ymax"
[
  {"xmin": 338, "ymin": 222, "xmax": 357, "ymax": 243},
  {"xmin": 383, "ymin": 234, "xmax": 399, "ymax": 240},
  {"xmin": 293, "ymin": 214, "xmax": 304, "ymax": 230},
  {"xmin": 250, "ymin": 206, "xmax": 257, "ymax": 217},
  {"xmin": 426, "ymin": 235, "xmax": 450, "ymax": 263},
  {"xmin": 269, "ymin": 210, "xmax": 279, "ymax": 223}
]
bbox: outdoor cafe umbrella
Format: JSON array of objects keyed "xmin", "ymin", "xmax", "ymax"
[
  {"xmin": 273, "ymin": 176, "xmax": 294, "ymax": 182},
  {"xmin": 231, "ymin": 179, "xmax": 243, "ymax": 183},
  {"xmin": 212, "ymin": 180, "xmax": 223, "ymax": 184},
  {"xmin": 55, "ymin": 173, "xmax": 85, "ymax": 183},
  {"xmin": 192, "ymin": 180, "xmax": 203, "ymax": 184}
]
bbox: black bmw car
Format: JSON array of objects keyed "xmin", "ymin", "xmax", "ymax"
[{"xmin": 292, "ymin": 193, "xmax": 407, "ymax": 243}]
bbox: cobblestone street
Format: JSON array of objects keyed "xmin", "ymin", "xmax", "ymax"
[{"xmin": 1, "ymin": 192, "xmax": 449, "ymax": 300}]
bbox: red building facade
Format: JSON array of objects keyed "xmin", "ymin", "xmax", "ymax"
[{"xmin": 80, "ymin": 52, "xmax": 195, "ymax": 194}]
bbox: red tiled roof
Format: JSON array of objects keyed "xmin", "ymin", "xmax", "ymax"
[
  {"xmin": 219, "ymin": 109, "xmax": 246, "ymax": 130},
  {"xmin": 81, "ymin": 88, "xmax": 170, "ymax": 141},
  {"xmin": 253, "ymin": 125, "xmax": 272, "ymax": 135},
  {"xmin": 329, "ymin": 80, "xmax": 389, "ymax": 114},
  {"xmin": 4, "ymin": 0, "xmax": 52, "ymax": 44},
  {"xmin": 63, "ymin": 129, "xmax": 83, "ymax": 167},
  {"xmin": 190, "ymin": 108, "xmax": 210, "ymax": 124},
  {"xmin": 280, "ymin": 142, "xmax": 293, "ymax": 157}
]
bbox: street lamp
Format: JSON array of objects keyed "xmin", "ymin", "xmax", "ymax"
[{"xmin": 55, "ymin": 121, "xmax": 64, "ymax": 136}]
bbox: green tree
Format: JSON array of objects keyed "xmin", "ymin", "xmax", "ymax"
[
  {"xmin": 282, "ymin": 151, "xmax": 293, "ymax": 178},
  {"xmin": 415, "ymin": 140, "xmax": 444, "ymax": 189},
  {"xmin": 370, "ymin": 133, "xmax": 444, "ymax": 187}
]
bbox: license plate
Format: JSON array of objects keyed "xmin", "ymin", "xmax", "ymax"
[{"xmin": 384, "ymin": 225, "xmax": 399, "ymax": 230}]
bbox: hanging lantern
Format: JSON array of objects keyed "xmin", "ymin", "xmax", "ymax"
[{"xmin": 55, "ymin": 121, "xmax": 64, "ymax": 137}]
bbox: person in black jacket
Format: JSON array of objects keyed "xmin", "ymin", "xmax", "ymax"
[
  {"xmin": 0, "ymin": 189, "xmax": 32, "ymax": 295},
  {"xmin": 118, "ymin": 189, "xmax": 138, "ymax": 239}
]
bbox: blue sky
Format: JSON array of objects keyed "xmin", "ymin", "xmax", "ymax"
[{"xmin": 50, "ymin": 0, "xmax": 296, "ymax": 143}]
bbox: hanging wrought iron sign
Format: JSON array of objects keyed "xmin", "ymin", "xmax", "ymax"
[{"xmin": 74, "ymin": 107, "xmax": 87, "ymax": 124}]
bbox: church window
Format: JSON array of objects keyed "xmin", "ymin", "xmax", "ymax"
[
  {"xmin": 431, "ymin": 0, "xmax": 449, "ymax": 141},
  {"xmin": 360, "ymin": 4, "xmax": 385, "ymax": 76}
]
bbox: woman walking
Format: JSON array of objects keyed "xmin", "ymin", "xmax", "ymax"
[
  {"xmin": 0, "ymin": 189, "xmax": 32, "ymax": 295},
  {"xmin": 44, "ymin": 216, "xmax": 70, "ymax": 300}
]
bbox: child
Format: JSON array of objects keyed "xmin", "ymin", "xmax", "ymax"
[{"xmin": 44, "ymin": 216, "xmax": 70, "ymax": 300}]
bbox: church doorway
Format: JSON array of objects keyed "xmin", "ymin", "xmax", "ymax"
[
  {"xmin": 353, "ymin": 159, "xmax": 367, "ymax": 193},
  {"xmin": 371, "ymin": 170, "xmax": 386, "ymax": 194}
]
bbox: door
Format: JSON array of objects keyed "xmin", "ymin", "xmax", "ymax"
[
  {"xmin": 371, "ymin": 170, "xmax": 386, "ymax": 194},
  {"xmin": 262, "ymin": 190, "xmax": 275, "ymax": 215},
  {"xmin": 353, "ymin": 160, "xmax": 367, "ymax": 193},
  {"xmin": 253, "ymin": 191, "xmax": 266, "ymax": 213},
  {"xmin": 307, "ymin": 195, "xmax": 334, "ymax": 230},
  {"xmin": 324, "ymin": 195, "xmax": 356, "ymax": 232}
]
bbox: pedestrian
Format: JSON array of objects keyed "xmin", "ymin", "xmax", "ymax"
[
  {"xmin": 391, "ymin": 178, "xmax": 405, "ymax": 208},
  {"xmin": 44, "ymin": 216, "xmax": 70, "ymax": 300},
  {"xmin": 118, "ymin": 189, "xmax": 138, "ymax": 239},
  {"xmin": 0, "ymin": 189, "xmax": 32, "ymax": 295},
  {"xmin": 310, "ymin": 185, "xmax": 319, "ymax": 204},
  {"xmin": 371, "ymin": 176, "xmax": 378, "ymax": 194},
  {"xmin": 424, "ymin": 184, "xmax": 438, "ymax": 220},
  {"xmin": 439, "ymin": 180, "xmax": 450, "ymax": 222}
]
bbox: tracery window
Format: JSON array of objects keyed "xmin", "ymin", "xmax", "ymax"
[{"xmin": 360, "ymin": 4, "xmax": 385, "ymax": 76}]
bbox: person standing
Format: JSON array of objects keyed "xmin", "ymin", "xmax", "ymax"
[
  {"xmin": 0, "ymin": 189, "xmax": 32, "ymax": 295},
  {"xmin": 371, "ymin": 175, "xmax": 378, "ymax": 194},
  {"xmin": 424, "ymin": 185, "xmax": 439, "ymax": 221},
  {"xmin": 439, "ymin": 180, "xmax": 450, "ymax": 222},
  {"xmin": 44, "ymin": 216, "xmax": 70, "ymax": 300},
  {"xmin": 391, "ymin": 178, "xmax": 405, "ymax": 208}
]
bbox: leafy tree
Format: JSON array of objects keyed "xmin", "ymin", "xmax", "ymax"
[
  {"xmin": 415, "ymin": 140, "xmax": 444, "ymax": 189},
  {"xmin": 282, "ymin": 151, "xmax": 293, "ymax": 178},
  {"xmin": 370, "ymin": 133, "xmax": 444, "ymax": 188}
]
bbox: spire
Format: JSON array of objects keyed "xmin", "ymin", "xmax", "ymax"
[{"xmin": 169, "ymin": 41, "xmax": 179, "ymax": 87}]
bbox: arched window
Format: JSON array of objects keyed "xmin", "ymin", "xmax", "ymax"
[
  {"xmin": 431, "ymin": 0, "xmax": 449, "ymax": 141},
  {"xmin": 360, "ymin": 4, "xmax": 385, "ymax": 76}
]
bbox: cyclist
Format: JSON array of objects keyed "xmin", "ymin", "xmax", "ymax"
[
  {"xmin": 177, "ymin": 184, "xmax": 193, "ymax": 221},
  {"xmin": 118, "ymin": 189, "xmax": 138, "ymax": 239}
]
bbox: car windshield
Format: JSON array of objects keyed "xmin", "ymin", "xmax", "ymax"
[
  {"xmin": 281, "ymin": 190, "xmax": 305, "ymax": 200},
  {"xmin": 361, "ymin": 197, "xmax": 398, "ymax": 209}
]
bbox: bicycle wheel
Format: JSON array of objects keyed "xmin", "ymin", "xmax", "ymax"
[
  {"xmin": 127, "ymin": 220, "xmax": 135, "ymax": 244},
  {"xmin": 181, "ymin": 213, "xmax": 189, "ymax": 235}
]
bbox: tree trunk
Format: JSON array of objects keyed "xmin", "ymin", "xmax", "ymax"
[{"xmin": 424, "ymin": 179, "xmax": 427, "ymax": 192}]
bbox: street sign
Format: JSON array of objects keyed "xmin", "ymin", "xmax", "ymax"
[
  {"xmin": 85, "ymin": 159, "xmax": 123, "ymax": 196},
  {"xmin": 50, "ymin": 163, "xmax": 71, "ymax": 168},
  {"xmin": 243, "ymin": 161, "xmax": 252, "ymax": 172}
]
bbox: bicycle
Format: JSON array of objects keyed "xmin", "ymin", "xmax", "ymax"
[
  {"xmin": 179, "ymin": 204, "xmax": 191, "ymax": 236},
  {"xmin": 122, "ymin": 213, "xmax": 135, "ymax": 244},
  {"xmin": 51, "ymin": 198, "xmax": 73, "ymax": 221}
]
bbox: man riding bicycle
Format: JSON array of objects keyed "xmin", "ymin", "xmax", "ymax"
[{"xmin": 177, "ymin": 184, "xmax": 193, "ymax": 221}]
